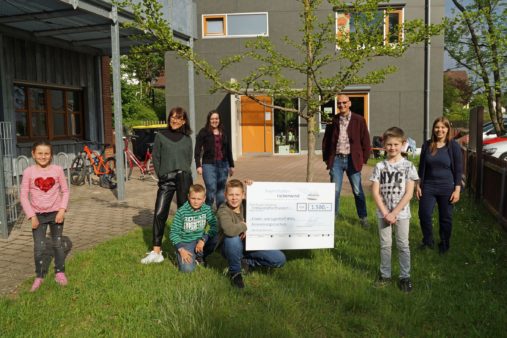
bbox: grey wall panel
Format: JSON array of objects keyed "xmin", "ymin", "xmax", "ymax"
[
  {"xmin": 194, "ymin": 93, "xmax": 228, "ymax": 130},
  {"xmin": 79, "ymin": 53, "xmax": 87, "ymax": 87},
  {"xmin": 71, "ymin": 52, "xmax": 79, "ymax": 86},
  {"xmin": 400, "ymin": 91, "xmax": 426, "ymax": 143},
  {"xmin": 369, "ymin": 91, "xmax": 402, "ymax": 135},
  {"xmin": 4, "ymin": 37, "xmax": 96, "ymax": 87},
  {"xmin": 85, "ymin": 56, "xmax": 96, "ymax": 142},
  {"xmin": 165, "ymin": 52, "xmax": 189, "ymax": 98},
  {"xmin": 45, "ymin": 45, "xmax": 54, "ymax": 84},
  {"xmin": 3, "ymin": 37, "xmax": 14, "ymax": 124},
  {"xmin": 62, "ymin": 49, "xmax": 70, "ymax": 85},
  {"xmin": 35, "ymin": 43, "xmax": 43, "ymax": 82},
  {"xmin": 54, "ymin": 49, "xmax": 63, "ymax": 84},
  {"xmin": 93, "ymin": 56, "xmax": 104, "ymax": 143},
  {"xmin": 24, "ymin": 40, "xmax": 33, "ymax": 80},
  {"xmin": 13, "ymin": 41, "xmax": 24, "ymax": 80}
]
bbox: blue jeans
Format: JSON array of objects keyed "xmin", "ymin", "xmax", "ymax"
[
  {"xmin": 176, "ymin": 237, "xmax": 217, "ymax": 273},
  {"xmin": 418, "ymin": 183, "xmax": 454, "ymax": 248},
  {"xmin": 222, "ymin": 236, "xmax": 286, "ymax": 274},
  {"xmin": 330, "ymin": 155, "xmax": 367, "ymax": 218},
  {"xmin": 202, "ymin": 161, "xmax": 229, "ymax": 208}
]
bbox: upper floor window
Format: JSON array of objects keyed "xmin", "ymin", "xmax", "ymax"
[
  {"xmin": 202, "ymin": 12, "xmax": 268, "ymax": 38},
  {"xmin": 203, "ymin": 15, "xmax": 226, "ymax": 36},
  {"xmin": 336, "ymin": 7, "xmax": 404, "ymax": 46},
  {"xmin": 386, "ymin": 9, "xmax": 403, "ymax": 44},
  {"xmin": 14, "ymin": 84, "xmax": 84, "ymax": 141}
]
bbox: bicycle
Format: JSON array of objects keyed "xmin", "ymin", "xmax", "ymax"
[
  {"xmin": 123, "ymin": 135, "xmax": 157, "ymax": 181},
  {"xmin": 70, "ymin": 142, "xmax": 117, "ymax": 189}
]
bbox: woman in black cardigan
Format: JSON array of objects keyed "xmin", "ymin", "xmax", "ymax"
[
  {"xmin": 416, "ymin": 116, "xmax": 463, "ymax": 254},
  {"xmin": 195, "ymin": 110, "xmax": 235, "ymax": 208}
]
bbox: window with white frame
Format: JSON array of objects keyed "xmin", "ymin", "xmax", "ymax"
[
  {"xmin": 202, "ymin": 12, "xmax": 268, "ymax": 38},
  {"xmin": 336, "ymin": 7, "xmax": 404, "ymax": 45}
]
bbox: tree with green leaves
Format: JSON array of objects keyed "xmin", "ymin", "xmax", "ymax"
[
  {"xmin": 120, "ymin": 51, "xmax": 165, "ymax": 126},
  {"xmin": 446, "ymin": 0, "xmax": 506, "ymax": 135},
  {"xmin": 121, "ymin": 52, "xmax": 164, "ymax": 99},
  {"xmin": 121, "ymin": 0, "xmax": 440, "ymax": 181},
  {"xmin": 120, "ymin": 78, "xmax": 159, "ymax": 128}
]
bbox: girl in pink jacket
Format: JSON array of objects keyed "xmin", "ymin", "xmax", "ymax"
[{"xmin": 20, "ymin": 141, "xmax": 69, "ymax": 292}]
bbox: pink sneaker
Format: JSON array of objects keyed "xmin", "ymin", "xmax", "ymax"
[
  {"xmin": 55, "ymin": 272, "xmax": 68, "ymax": 286},
  {"xmin": 30, "ymin": 278, "xmax": 43, "ymax": 292}
]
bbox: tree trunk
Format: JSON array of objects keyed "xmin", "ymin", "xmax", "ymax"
[
  {"xmin": 303, "ymin": 0, "xmax": 314, "ymax": 182},
  {"xmin": 306, "ymin": 115, "xmax": 316, "ymax": 182},
  {"xmin": 485, "ymin": 3, "xmax": 504, "ymax": 135}
]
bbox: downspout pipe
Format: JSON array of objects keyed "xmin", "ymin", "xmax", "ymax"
[
  {"xmin": 424, "ymin": 0, "xmax": 431, "ymax": 141},
  {"xmin": 187, "ymin": 38, "xmax": 197, "ymax": 178}
]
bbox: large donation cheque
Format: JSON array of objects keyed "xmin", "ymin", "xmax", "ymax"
[{"xmin": 246, "ymin": 182, "xmax": 335, "ymax": 250}]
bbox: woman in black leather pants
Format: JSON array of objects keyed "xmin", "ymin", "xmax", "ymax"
[{"xmin": 141, "ymin": 107, "xmax": 193, "ymax": 264}]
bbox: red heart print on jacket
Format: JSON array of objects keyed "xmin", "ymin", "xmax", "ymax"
[{"xmin": 34, "ymin": 177, "xmax": 56, "ymax": 192}]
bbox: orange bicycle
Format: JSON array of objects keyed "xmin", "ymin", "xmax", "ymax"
[{"xmin": 70, "ymin": 142, "xmax": 117, "ymax": 189}]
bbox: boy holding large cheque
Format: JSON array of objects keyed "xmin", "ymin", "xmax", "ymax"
[{"xmin": 216, "ymin": 179, "xmax": 286, "ymax": 288}]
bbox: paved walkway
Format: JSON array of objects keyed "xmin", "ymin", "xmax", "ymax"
[{"xmin": 0, "ymin": 154, "xmax": 372, "ymax": 295}]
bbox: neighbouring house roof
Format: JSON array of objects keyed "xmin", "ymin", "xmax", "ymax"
[
  {"xmin": 444, "ymin": 70, "xmax": 469, "ymax": 83},
  {"xmin": 153, "ymin": 72, "xmax": 166, "ymax": 88}
]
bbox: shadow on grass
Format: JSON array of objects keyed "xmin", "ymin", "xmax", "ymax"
[
  {"xmin": 132, "ymin": 208, "xmax": 153, "ymax": 228},
  {"xmin": 139, "ymin": 227, "xmax": 175, "ymax": 254}
]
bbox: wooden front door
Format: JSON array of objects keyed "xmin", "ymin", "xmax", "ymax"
[
  {"xmin": 241, "ymin": 96, "xmax": 273, "ymax": 153},
  {"xmin": 347, "ymin": 93, "xmax": 369, "ymax": 123}
]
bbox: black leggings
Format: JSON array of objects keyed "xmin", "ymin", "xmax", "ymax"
[
  {"xmin": 32, "ymin": 212, "xmax": 65, "ymax": 278},
  {"xmin": 152, "ymin": 171, "xmax": 192, "ymax": 247}
]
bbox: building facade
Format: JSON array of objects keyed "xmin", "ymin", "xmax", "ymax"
[{"xmin": 165, "ymin": 0, "xmax": 445, "ymax": 158}]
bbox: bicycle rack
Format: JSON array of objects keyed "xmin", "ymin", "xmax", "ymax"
[
  {"xmin": 14, "ymin": 156, "xmax": 31, "ymax": 199},
  {"xmin": 54, "ymin": 152, "xmax": 71, "ymax": 187}
]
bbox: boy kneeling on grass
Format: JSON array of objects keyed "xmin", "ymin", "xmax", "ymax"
[
  {"xmin": 216, "ymin": 179, "xmax": 286, "ymax": 289},
  {"xmin": 169, "ymin": 184, "xmax": 217, "ymax": 273},
  {"xmin": 369, "ymin": 127, "xmax": 419, "ymax": 292}
]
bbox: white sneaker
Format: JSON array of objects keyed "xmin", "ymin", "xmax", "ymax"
[{"xmin": 141, "ymin": 251, "xmax": 164, "ymax": 264}]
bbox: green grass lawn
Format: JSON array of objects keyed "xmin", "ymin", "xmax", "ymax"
[{"xmin": 1, "ymin": 193, "xmax": 506, "ymax": 337}]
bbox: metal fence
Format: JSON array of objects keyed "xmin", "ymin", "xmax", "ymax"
[{"xmin": 0, "ymin": 122, "xmax": 16, "ymax": 238}]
